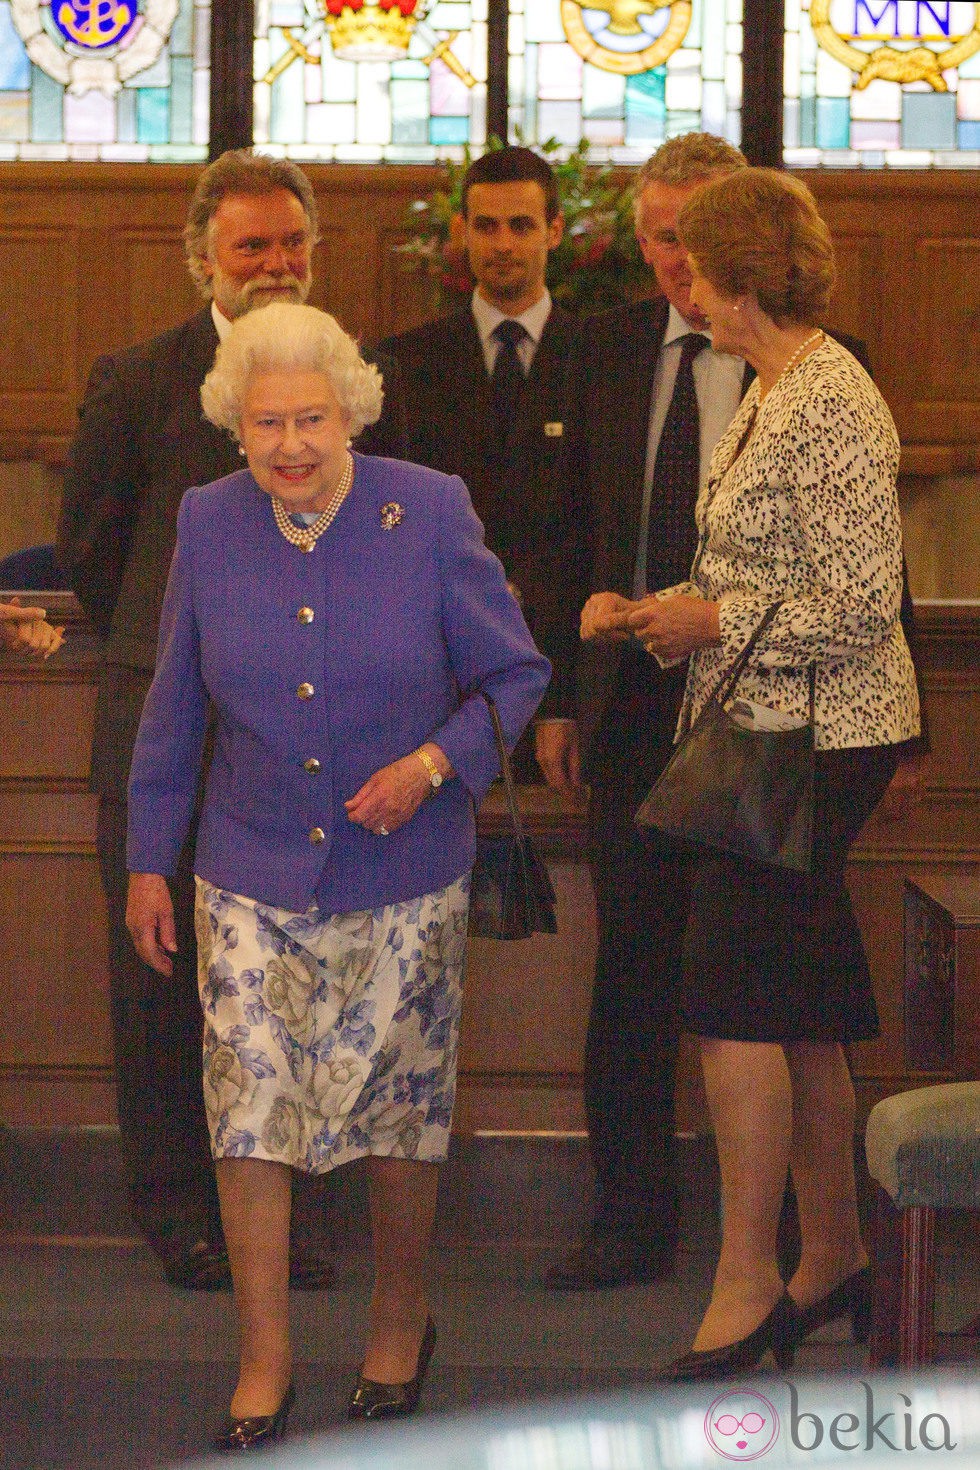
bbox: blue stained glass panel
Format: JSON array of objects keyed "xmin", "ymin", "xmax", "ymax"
[
  {"xmin": 509, "ymin": 0, "xmax": 742, "ymax": 159},
  {"xmin": 0, "ymin": 0, "xmax": 205, "ymax": 158},
  {"xmin": 0, "ymin": 5, "xmax": 28, "ymax": 89},
  {"xmin": 902, "ymin": 90, "xmax": 957, "ymax": 148},
  {"xmin": 786, "ymin": 0, "xmax": 978, "ymax": 163},
  {"xmin": 958, "ymin": 119, "xmax": 980, "ymax": 144},
  {"xmin": 430, "ymin": 113, "xmax": 470, "ymax": 144},
  {"xmin": 816, "ymin": 95, "xmax": 850, "ymax": 147},
  {"xmin": 136, "ymin": 87, "xmax": 169, "ymax": 143}
]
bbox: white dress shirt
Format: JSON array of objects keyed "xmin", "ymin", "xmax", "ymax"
[
  {"xmin": 472, "ymin": 289, "xmax": 553, "ymax": 377},
  {"xmin": 632, "ymin": 304, "xmax": 745, "ymax": 598}
]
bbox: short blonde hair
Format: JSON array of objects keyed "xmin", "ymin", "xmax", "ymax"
[
  {"xmin": 201, "ymin": 303, "xmax": 383, "ymax": 440},
  {"xmin": 677, "ymin": 168, "xmax": 836, "ymax": 326}
]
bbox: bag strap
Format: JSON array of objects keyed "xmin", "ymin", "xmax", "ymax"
[
  {"xmin": 679, "ymin": 602, "xmax": 782, "ymax": 736},
  {"xmin": 681, "ymin": 602, "xmax": 817, "ymax": 737},
  {"xmin": 481, "ymin": 693, "xmax": 525, "ymax": 842}
]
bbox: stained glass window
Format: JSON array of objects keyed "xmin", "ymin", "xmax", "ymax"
[
  {"xmin": 506, "ymin": 0, "xmax": 743, "ymax": 161},
  {"xmin": 252, "ymin": 1, "xmax": 487, "ymax": 160},
  {"xmin": 784, "ymin": 0, "xmax": 980, "ymax": 165},
  {"xmin": 0, "ymin": 0, "xmax": 209, "ymax": 160}
]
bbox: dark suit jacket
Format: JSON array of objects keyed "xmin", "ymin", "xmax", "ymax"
[
  {"xmin": 57, "ymin": 308, "xmax": 240, "ymax": 792},
  {"xmin": 359, "ymin": 305, "xmax": 588, "ymax": 719},
  {"xmin": 571, "ymin": 297, "xmax": 925, "ymax": 774}
]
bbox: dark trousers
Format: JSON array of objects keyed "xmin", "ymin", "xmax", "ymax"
[
  {"xmin": 98, "ymin": 794, "xmax": 221, "ymax": 1258},
  {"xmin": 583, "ymin": 651, "xmax": 689, "ymax": 1254},
  {"xmin": 94, "ymin": 668, "xmax": 331, "ymax": 1260}
]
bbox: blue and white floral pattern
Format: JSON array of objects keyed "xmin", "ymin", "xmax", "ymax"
[{"xmin": 194, "ymin": 875, "xmax": 469, "ymax": 1173}]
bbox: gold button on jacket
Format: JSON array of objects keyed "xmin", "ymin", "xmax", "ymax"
[
  {"xmin": 303, "ymin": 757, "xmax": 321, "ymax": 774},
  {"xmin": 297, "ymin": 607, "xmax": 314, "ymax": 624},
  {"xmin": 297, "ymin": 682, "xmax": 315, "ymax": 700},
  {"xmin": 309, "ymin": 827, "xmax": 325, "ymax": 844}
]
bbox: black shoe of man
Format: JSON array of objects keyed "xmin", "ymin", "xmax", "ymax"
[
  {"xmin": 542, "ymin": 1235, "xmax": 675, "ymax": 1290},
  {"xmin": 163, "ymin": 1238, "xmax": 232, "ymax": 1291}
]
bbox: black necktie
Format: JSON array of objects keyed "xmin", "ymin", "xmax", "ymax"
[
  {"xmin": 489, "ymin": 319, "xmax": 528, "ymax": 455},
  {"xmin": 646, "ymin": 331, "xmax": 710, "ymax": 591}
]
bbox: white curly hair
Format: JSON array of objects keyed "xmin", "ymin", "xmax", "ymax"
[{"xmin": 201, "ymin": 303, "xmax": 384, "ymax": 440}]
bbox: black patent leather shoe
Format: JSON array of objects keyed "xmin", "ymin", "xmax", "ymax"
[
  {"xmin": 659, "ymin": 1295, "xmax": 798, "ymax": 1382},
  {"xmin": 348, "ymin": 1317, "xmax": 436, "ymax": 1421},
  {"xmin": 213, "ymin": 1382, "xmax": 295, "ymax": 1455},
  {"xmin": 792, "ymin": 1266, "xmax": 871, "ymax": 1345},
  {"xmin": 543, "ymin": 1237, "xmax": 675, "ymax": 1290}
]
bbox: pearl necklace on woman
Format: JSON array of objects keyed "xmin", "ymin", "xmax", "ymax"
[
  {"xmin": 271, "ymin": 451, "xmax": 355, "ymax": 552},
  {"xmin": 780, "ymin": 328, "xmax": 824, "ymax": 380}
]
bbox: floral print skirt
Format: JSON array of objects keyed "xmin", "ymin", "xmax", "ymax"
[{"xmin": 194, "ymin": 874, "xmax": 469, "ymax": 1174}]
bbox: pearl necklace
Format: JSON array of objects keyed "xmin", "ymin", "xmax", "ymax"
[
  {"xmin": 271, "ymin": 452, "xmax": 354, "ymax": 552},
  {"xmin": 780, "ymin": 328, "xmax": 824, "ymax": 380}
]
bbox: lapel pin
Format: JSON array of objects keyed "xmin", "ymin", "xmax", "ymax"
[{"xmin": 380, "ymin": 501, "xmax": 404, "ymax": 530}]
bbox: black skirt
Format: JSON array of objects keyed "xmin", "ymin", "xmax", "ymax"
[{"xmin": 678, "ymin": 743, "xmax": 899, "ymax": 1044}]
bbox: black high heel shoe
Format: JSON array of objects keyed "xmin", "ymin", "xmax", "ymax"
[
  {"xmin": 213, "ymin": 1382, "xmax": 295, "ymax": 1455},
  {"xmin": 793, "ymin": 1266, "xmax": 871, "ymax": 1345},
  {"xmin": 348, "ymin": 1317, "xmax": 437, "ymax": 1420},
  {"xmin": 659, "ymin": 1295, "xmax": 798, "ymax": 1383}
]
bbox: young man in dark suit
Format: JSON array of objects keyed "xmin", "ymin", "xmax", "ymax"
[
  {"xmin": 57, "ymin": 149, "xmax": 335, "ymax": 1291},
  {"xmin": 360, "ymin": 146, "xmax": 588, "ymax": 746}
]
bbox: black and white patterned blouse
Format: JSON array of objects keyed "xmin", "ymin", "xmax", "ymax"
[{"xmin": 668, "ymin": 335, "xmax": 920, "ymax": 751}]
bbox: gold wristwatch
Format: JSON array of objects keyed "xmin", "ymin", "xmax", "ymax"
[{"xmin": 414, "ymin": 747, "xmax": 443, "ymax": 791}]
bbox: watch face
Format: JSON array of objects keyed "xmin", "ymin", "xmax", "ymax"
[{"xmin": 431, "ymin": 770, "xmax": 443, "ymax": 788}]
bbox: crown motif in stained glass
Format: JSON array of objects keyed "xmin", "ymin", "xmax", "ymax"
[{"xmin": 322, "ymin": 0, "xmax": 423, "ymax": 61}]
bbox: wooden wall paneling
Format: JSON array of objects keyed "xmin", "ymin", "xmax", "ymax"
[
  {"xmin": 456, "ymin": 861, "xmax": 596, "ymax": 1133},
  {"xmin": 823, "ymin": 230, "xmax": 887, "ymax": 393},
  {"xmin": 118, "ymin": 228, "xmax": 200, "ymax": 347},
  {"xmin": 0, "ymin": 164, "xmax": 977, "ymax": 472},
  {"xmin": 907, "ymin": 236, "xmax": 980, "ymax": 448},
  {"xmin": 807, "ymin": 171, "xmax": 980, "ymax": 462},
  {"xmin": 0, "ymin": 677, "xmax": 97, "ymax": 781},
  {"xmin": 0, "ymin": 225, "xmax": 78, "ymax": 438},
  {"xmin": 0, "ymin": 601, "xmax": 113, "ymax": 1127}
]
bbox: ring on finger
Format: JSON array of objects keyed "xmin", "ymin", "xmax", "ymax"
[{"xmin": 379, "ymin": 825, "xmax": 390, "ymax": 837}]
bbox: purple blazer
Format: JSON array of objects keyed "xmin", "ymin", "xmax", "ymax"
[{"xmin": 126, "ymin": 454, "xmax": 551, "ymax": 914}]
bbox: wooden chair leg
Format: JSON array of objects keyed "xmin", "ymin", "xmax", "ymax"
[
  {"xmin": 899, "ymin": 1202, "xmax": 936, "ymax": 1370},
  {"xmin": 870, "ymin": 1183, "xmax": 901, "ymax": 1367}
]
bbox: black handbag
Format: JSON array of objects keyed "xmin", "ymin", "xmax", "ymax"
[
  {"xmin": 467, "ymin": 696, "xmax": 558, "ymax": 940},
  {"xmin": 635, "ymin": 604, "xmax": 816, "ymax": 873}
]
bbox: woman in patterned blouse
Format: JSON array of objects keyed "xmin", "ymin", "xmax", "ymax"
[{"xmin": 584, "ymin": 169, "xmax": 920, "ymax": 1380}]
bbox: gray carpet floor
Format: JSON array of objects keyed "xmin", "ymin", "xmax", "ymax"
[
  {"xmin": 1, "ymin": 1131, "xmax": 978, "ymax": 1470},
  {"xmin": 5, "ymin": 1232, "xmax": 980, "ymax": 1470}
]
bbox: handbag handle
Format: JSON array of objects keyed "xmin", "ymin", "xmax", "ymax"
[
  {"xmin": 681, "ymin": 601, "xmax": 816, "ymax": 737},
  {"xmin": 679, "ymin": 602, "xmax": 782, "ymax": 737},
  {"xmin": 480, "ymin": 693, "xmax": 526, "ymax": 843}
]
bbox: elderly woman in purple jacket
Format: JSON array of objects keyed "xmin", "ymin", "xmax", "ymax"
[{"xmin": 125, "ymin": 302, "xmax": 549, "ymax": 1451}]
